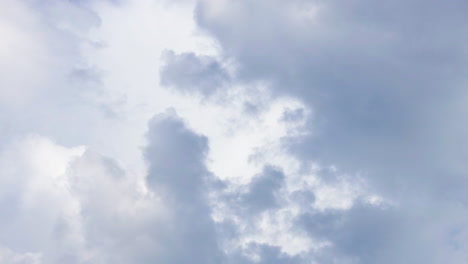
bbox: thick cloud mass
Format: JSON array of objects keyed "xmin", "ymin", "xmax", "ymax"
[
  {"xmin": 195, "ymin": 0, "xmax": 468, "ymax": 262},
  {"xmin": 196, "ymin": 0, "xmax": 468, "ymax": 193},
  {"xmin": 240, "ymin": 166, "xmax": 285, "ymax": 213},
  {"xmin": 144, "ymin": 111, "xmax": 223, "ymax": 264},
  {"xmin": 160, "ymin": 51, "xmax": 229, "ymax": 96},
  {"xmin": 2, "ymin": 0, "xmax": 468, "ymax": 263}
]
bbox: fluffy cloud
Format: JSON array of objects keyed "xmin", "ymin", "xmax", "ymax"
[
  {"xmin": 0, "ymin": 247, "xmax": 41, "ymax": 264},
  {"xmin": 144, "ymin": 111, "xmax": 223, "ymax": 263},
  {"xmin": 2, "ymin": 0, "xmax": 468, "ymax": 263},
  {"xmin": 160, "ymin": 51, "xmax": 229, "ymax": 96},
  {"xmin": 196, "ymin": 0, "xmax": 468, "ymax": 262}
]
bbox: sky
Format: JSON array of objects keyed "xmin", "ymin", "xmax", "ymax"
[{"xmin": 1, "ymin": 0, "xmax": 468, "ymax": 263}]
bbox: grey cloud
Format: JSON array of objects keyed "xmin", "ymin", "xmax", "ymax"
[
  {"xmin": 6, "ymin": 0, "xmax": 468, "ymax": 263},
  {"xmin": 144, "ymin": 112, "xmax": 299, "ymax": 264},
  {"xmin": 0, "ymin": 111, "xmax": 312, "ymax": 264},
  {"xmin": 227, "ymin": 243, "xmax": 303, "ymax": 264},
  {"xmin": 281, "ymin": 108, "xmax": 306, "ymax": 123},
  {"xmin": 240, "ymin": 165, "xmax": 285, "ymax": 213},
  {"xmin": 212, "ymin": 165, "xmax": 312, "ymax": 264},
  {"xmin": 297, "ymin": 200, "xmax": 468, "ymax": 264},
  {"xmin": 216, "ymin": 165, "xmax": 286, "ymax": 221},
  {"xmin": 242, "ymin": 101, "xmax": 261, "ymax": 116},
  {"xmin": 196, "ymin": 0, "xmax": 468, "ymax": 262},
  {"xmin": 1, "ymin": 1, "xmax": 315, "ymax": 264},
  {"xmin": 145, "ymin": 110, "xmax": 210, "ymax": 200},
  {"xmin": 59, "ymin": 115, "xmax": 225, "ymax": 264},
  {"xmin": 196, "ymin": 0, "xmax": 468, "ymax": 195},
  {"xmin": 290, "ymin": 189, "xmax": 316, "ymax": 211},
  {"xmin": 160, "ymin": 51, "xmax": 229, "ymax": 96},
  {"xmin": 0, "ymin": 247, "xmax": 41, "ymax": 264},
  {"xmin": 144, "ymin": 110, "xmax": 223, "ymax": 264}
]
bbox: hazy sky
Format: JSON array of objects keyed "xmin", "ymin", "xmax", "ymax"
[{"xmin": 1, "ymin": 0, "xmax": 468, "ymax": 263}]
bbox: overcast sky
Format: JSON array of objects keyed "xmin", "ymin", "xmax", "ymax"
[{"xmin": 1, "ymin": 0, "xmax": 468, "ymax": 263}]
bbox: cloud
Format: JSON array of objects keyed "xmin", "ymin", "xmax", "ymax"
[
  {"xmin": 3, "ymin": 0, "xmax": 468, "ymax": 263},
  {"xmin": 195, "ymin": 0, "xmax": 468, "ymax": 193},
  {"xmin": 196, "ymin": 0, "xmax": 468, "ymax": 262},
  {"xmin": 298, "ymin": 199, "xmax": 468, "ymax": 264},
  {"xmin": 240, "ymin": 166, "xmax": 285, "ymax": 213},
  {"xmin": 226, "ymin": 243, "xmax": 303, "ymax": 264},
  {"xmin": 160, "ymin": 51, "xmax": 229, "ymax": 96},
  {"xmin": 0, "ymin": 247, "xmax": 41, "ymax": 264},
  {"xmin": 142, "ymin": 111, "xmax": 326, "ymax": 264},
  {"xmin": 0, "ymin": 135, "xmax": 85, "ymax": 263},
  {"xmin": 143, "ymin": 110, "xmax": 223, "ymax": 263}
]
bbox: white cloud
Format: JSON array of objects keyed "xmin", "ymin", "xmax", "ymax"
[
  {"xmin": 0, "ymin": 0, "xmax": 353, "ymax": 262},
  {"xmin": 6, "ymin": 0, "xmax": 466, "ymax": 263},
  {"xmin": 0, "ymin": 246, "xmax": 41, "ymax": 264}
]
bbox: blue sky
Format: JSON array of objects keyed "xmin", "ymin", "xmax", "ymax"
[{"xmin": 1, "ymin": 0, "xmax": 468, "ymax": 263}]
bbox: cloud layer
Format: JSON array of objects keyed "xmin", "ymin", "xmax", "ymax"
[{"xmin": 1, "ymin": 0, "xmax": 468, "ymax": 263}]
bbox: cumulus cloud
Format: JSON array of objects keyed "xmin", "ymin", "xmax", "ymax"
[
  {"xmin": 196, "ymin": 0, "xmax": 468, "ymax": 262},
  {"xmin": 2, "ymin": 0, "xmax": 468, "ymax": 263},
  {"xmin": 160, "ymin": 51, "xmax": 229, "ymax": 96},
  {"xmin": 240, "ymin": 166, "xmax": 285, "ymax": 213},
  {"xmin": 144, "ymin": 111, "xmax": 223, "ymax": 264},
  {"xmin": 0, "ymin": 247, "xmax": 41, "ymax": 264}
]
